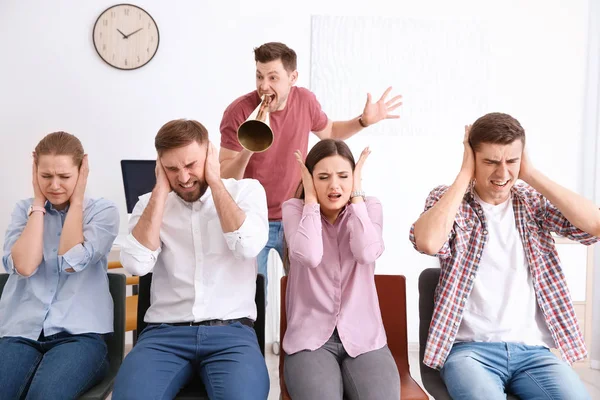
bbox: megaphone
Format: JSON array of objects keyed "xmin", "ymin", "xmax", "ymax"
[{"xmin": 237, "ymin": 95, "xmax": 274, "ymax": 153}]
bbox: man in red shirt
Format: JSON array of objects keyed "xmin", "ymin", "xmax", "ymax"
[{"xmin": 219, "ymin": 42, "xmax": 402, "ymax": 302}]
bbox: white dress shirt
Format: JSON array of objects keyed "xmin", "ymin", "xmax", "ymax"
[{"xmin": 120, "ymin": 178, "xmax": 268, "ymax": 323}]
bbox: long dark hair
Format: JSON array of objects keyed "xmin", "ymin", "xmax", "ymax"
[
  {"xmin": 283, "ymin": 139, "xmax": 357, "ymax": 273},
  {"xmin": 293, "ymin": 139, "xmax": 356, "ymax": 199}
]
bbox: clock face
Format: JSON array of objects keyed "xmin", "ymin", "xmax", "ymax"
[{"xmin": 93, "ymin": 4, "xmax": 159, "ymax": 70}]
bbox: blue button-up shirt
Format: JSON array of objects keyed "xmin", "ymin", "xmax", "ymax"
[{"xmin": 0, "ymin": 197, "xmax": 119, "ymax": 340}]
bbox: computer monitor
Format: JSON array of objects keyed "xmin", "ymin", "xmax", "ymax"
[{"xmin": 120, "ymin": 160, "xmax": 157, "ymax": 214}]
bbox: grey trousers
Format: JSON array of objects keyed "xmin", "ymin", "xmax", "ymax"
[{"xmin": 284, "ymin": 330, "xmax": 400, "ymax": 400}]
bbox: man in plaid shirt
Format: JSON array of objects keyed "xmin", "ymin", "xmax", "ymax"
[{"xmin": 410, "ymin": 112, "xmax": 600, "ymax": 399}]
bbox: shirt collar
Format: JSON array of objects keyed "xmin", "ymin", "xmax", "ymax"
[
  {"xmin": 321, "ymin": 202, "xmax": 350, "ymax": 226},
  {"xmin": 45, "ymin": 197, "xmax": 90, "ymax": 214},
  {"xmin": 45, "ymin": 200, "xmax": 69, "ymax": 214},
  {"xmin": 466, "ymin": 181, "xmax": 524, "ymax": 204},
  {"xmin": 174, "ymin": 187, "xmax": 212, "ymax": 208}
]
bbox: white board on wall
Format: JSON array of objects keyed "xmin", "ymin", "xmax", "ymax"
[
  {"xmin": 309, "ymin": 15, "xmax": 492, "ymax": 277},
  {"xmin": 309, "ymin": 15, "xmax": 590, "ymax": 342}
]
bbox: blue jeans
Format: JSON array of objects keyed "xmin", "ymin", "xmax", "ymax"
[
  {"xmin": 0, "ymin": 332, "xmax": 108, "ymax": 400},
  {"xmin": 257, "ymin": 221, "xmax": 284, "ymax": 298},
  {"xmin": 440, "ymin": 342, "xmax": 590, "ymax": 400},
  {"xmin": 112, "ymin": 322, "xmax": 269, "ymax": 400}
]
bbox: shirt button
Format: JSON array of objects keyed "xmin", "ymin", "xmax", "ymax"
[
  {"xmin": 483, "ymin": 230, "xmax": 488, "ymax": 235},
  {"xmin": 52, "ymin": 248, "xmax": 57, "ymax": 252},
  {"xmin": 57, "ymin": 232, "xmax": 61, "ymax": 236},
  {"xmin": 477, "ymin": 210, "xmax": 483, "ymax": 214}
]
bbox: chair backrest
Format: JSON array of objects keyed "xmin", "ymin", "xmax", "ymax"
[
  {"xmin": 0, "ymin": 274, "xmax": 8, "ymax": 296},
  {"xmin": 136, "ymin": 273, "xmax": 266, "ymax": 356},
  {"xmin": 374, "ymin": 274, "xmax": 410, "ymax": 374},
  {"xmin": 279, "ymin": 274, "xmax": 411, "ymax": 396},
  {"xmin": 418, "ymin": 267, "xmax": 453, "ymax": 400},
  {"xmin": 418, "ymin": 268, "xmax": 441, "ymax": 383},
  {"xmin": 106, "ymin": 273, "xmax": 126, "ymax": 376}
]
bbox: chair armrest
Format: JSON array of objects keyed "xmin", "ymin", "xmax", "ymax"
[{"xmin": 108, "ymin": 261, "xmax": 122, "ymax": 270}]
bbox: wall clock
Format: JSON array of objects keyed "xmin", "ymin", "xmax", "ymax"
[{"xmin": 93, "ymin": 4, "xmax": 159, "ymax": 70}]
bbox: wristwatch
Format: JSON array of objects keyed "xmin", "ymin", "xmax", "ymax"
[
  {"xmin": 27, "ymin": 205, "xmax": 46, "ymax": 217},
  {"xmin": 350, "ymin": 190, "xmax": 366, "ymax": 201}
]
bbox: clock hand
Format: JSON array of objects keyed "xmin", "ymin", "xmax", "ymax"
[
  {"xmin": 117, "ymin": 28, "xmax": 128, "ymax": 38},
  {"xmin": 124, "ymin": 28, "xmax": 143, "ymax": 38}
]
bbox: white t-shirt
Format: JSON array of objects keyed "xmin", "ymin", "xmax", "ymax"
[{"xmin": 455, "ymin": 193, "xmax": 554, "ymax": 347}]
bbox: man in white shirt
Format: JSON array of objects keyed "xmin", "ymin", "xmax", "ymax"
[{"xmin": 112, "ymin": 119, "xmax": 270, "ymax": 400}]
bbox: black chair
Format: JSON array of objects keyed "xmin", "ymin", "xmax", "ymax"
[
  {"xmin": 0, "ymin": 273, "xmax": 126, "ymax": 400},
  {"xmin": 135, "ymin": 273, "xmax": 266, "ymax": 399},
  {"xmin": 418, "ymin": 268, "xmax": 518, "ymax": 400}
]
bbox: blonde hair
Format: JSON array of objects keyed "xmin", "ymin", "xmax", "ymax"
[{"xmin": 34, "ymin": 131, "xmax": 84, "ymax": 167}]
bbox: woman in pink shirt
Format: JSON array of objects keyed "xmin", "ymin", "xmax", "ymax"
[{"xmin": 282, "ymin": 139, "xmax": 400, "ymax": 400}]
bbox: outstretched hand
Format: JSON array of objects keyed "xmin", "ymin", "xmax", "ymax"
[{"xmin": 360, "ymin": 87, "xmax": 403, "ymax": 127}]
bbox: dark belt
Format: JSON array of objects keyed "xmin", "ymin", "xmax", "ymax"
[{"xmin": 163, "ymin": 317, "xmax": 254, "ymax": 328}]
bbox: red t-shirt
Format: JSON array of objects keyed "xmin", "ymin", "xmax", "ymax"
[{"xmin": 220, "ymin": 87, "xmax": 328, "ymax": 220}]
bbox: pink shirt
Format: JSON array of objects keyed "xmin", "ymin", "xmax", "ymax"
[
  {"xmin": 220, "ymin": 87, "xmax": 328, "ymax": 220},
  {"xmin": 281, "ymin": 198, "xmax": 387, "ymax": 357}
]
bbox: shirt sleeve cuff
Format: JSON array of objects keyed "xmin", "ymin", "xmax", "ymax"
[
  {"xmin": 123, "ymin": 233, "xmax": 161, "ymax": 260},
  {"xmin": 223, "ymin": 218, "xmax": 250, "ymax": 251},
  {"xmin": 303, "ymin": 203, "xmax": 321, "ymax": 216},
  {"xmin": 3, "ymin": 254, "xmax": 36, "ymax": 277},
  {"xmin": 60, "ymin": 243, "xmax": 90, "ymax": 273},
  {"xmin": 223, "ymin": 213, "xmax": 269, "ymax": 258}
]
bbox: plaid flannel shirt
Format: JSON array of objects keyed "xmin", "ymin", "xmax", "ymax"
[{"xmin": 410, "ymin": 183, "xmax": 599, "ymax": 370}]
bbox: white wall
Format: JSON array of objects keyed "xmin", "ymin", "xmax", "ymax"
[
  {"xmin": 583, "ymin": 0, "xmax": 600, "ymax": 369},
  {"xmin": 0, "ymin": 0, "xmax": 594, "ymax": 344}
]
